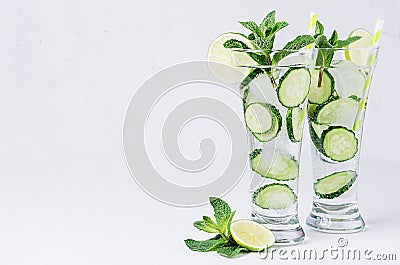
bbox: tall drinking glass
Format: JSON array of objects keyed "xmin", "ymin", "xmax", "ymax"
[
  {"xmin": 234, "ymin": 49, "xmax": 316, "ymax": 244},
  {"xmin": 306, "ymin": 47, "xmax": 379, "ymax": 233}
]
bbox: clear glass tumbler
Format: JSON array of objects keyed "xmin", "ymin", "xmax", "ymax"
[
  {"xmin": 234, "ymin": 49, "xmax": 316, "ymax": 244},
  {"xmin": 306, "ymin": 47, "xmax": 379, "ymax": 233}
]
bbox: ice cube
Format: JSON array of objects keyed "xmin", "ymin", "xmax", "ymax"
[
  {"xmin": 330, "ymin": 60, "xmax": 366, "ymax": 99},
  {"xmin": 246, "ymin": 73, "xmax": 279, "ymax": 105}
]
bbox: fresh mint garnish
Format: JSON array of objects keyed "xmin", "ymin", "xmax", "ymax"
[
  {"xmin": 210, "ymin": 197, "xmax": 232, "ymax": 226},
  {"xmin": 336, "ymin": 36, "xmax": 362, "ymax": 48},
  {"xmin": 221, "ymin": 10, "xmax": 314, "ymax": 86},
  {"xmin": 217, "ymin": 245, "xmax": 249, "ymax": 258},
  {"xmin": 184, "ymin": 235, "xmax": 227, "ymax": 252},
  {"xmin": 184, "ymin": 197, "xmax": 249, "ymax": 258},
  {"xmin": 272, "ymin": 35, "xmax": 315, "ymax": 64},
  {"xmin": 313, "ymin": 20, "xmax": 362, "ymax": 86},
  {"xmin": 315, "ymin": 34, "xmax": 334, "ymax": 68},
  {"xmin": 328, "ymin": 30, "xmax": 339, "ymax": 46},
  {"xmin": 223, "ymin": 39, "xmax": 267, "ymax": 65}
]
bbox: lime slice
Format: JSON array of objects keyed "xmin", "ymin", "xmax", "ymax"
[
  {"xmin": 344, "ymin": 29, "xmax": 372, "ymax": 66},
  {"xmin": 230, "ymin": 219, "xmax": 275, "ymax": 251},
  {"xmin": 207, "ymin": 33, "xmax": 255, "ymax": 84}
]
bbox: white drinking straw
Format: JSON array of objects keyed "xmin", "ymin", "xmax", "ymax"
[{"xmin": 353, "ymin": 19, "xmax": 384, "ymax": 131}]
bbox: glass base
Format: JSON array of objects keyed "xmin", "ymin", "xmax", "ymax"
[
  {"xmin": 306, "ymin": 202, "xmax": 365, "ymax": 233},
  {"xmin": 252, "ymin": 211, "xmax": 305, "ymax": 245}
]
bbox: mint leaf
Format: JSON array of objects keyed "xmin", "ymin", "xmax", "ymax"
[
  {"xmin": 209, "ymin": 197, "xmax": 231, "ymax": 227},
  {"xmin": 260, "ymin": 10, "xmax": 276, "ymax": 37},
  {"xmin": 329, "ymin": 30, "xmax": 338, "ymax": 46},
  {"xmin": 223, "ymin": 38, "xmax": 249, "ymax": 49},
  {"xmin": 225, "ymin": 211, "xmax": 236, "ymax": 236},
  {"xmin": 336, "ymin": 36, "xmax": 362, "ymax": 48},
  {"xmin": 270, "ymin": 21, "xmax": 289, "ymax": 36},
  {"xmin": 348, "ymin": 95, "xmax": 361, "ymax": 102},
  {"xmin": 315, "ymin": 35, "xmax": 334, "ymax": 67},
  {"xmin": 217, "ymin": 245, "xmax": 250, "ymax": 258},
  {"xmin": 248, "ymin": 32, "xmax": 256, "ymax": 41},
  {"xmin": 202, "ymin": 216, "xmax": 219, "ymax": 230},
  {"xmin": 218, "ymin": 210, "xmax": 236, "ymax": 237},
  {"xmin": 315, "ymin": 20, "xmax": 324, "ymax": 36},
  {"xmin": 240, "ymin": 68, "xmax": 263, "ymax": 89},
  {"xmin": 193, "ymin": 216, "xmax": 219, "ymax": 233},
  {"xmin": 223, "ymin": 39, "xmax": 267, "ymax": 65},
  {"xmin": 239, "ymin": 21, "xmax": 261, "ymax": 37},
  {"xmin": 252, "ymin": 35, "xmax": 274, "ymax": 51},
  {"xmin": 184, "ymin": 235, "xmax": 227, "ymax": 252},
  {"xmin": 261, "ymin": 10, "xmax": 276, "ymax": 30},
  {"xmin": 272, "ymin": 35, "xmax": 314, "ymax": 64}
]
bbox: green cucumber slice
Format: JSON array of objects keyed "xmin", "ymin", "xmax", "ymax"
[
  {"xmin": 309, "ymin": 122, "xmax": 322, "ymax": 152},
  {"xmin": 314, "ymin": 170, "xmax": 357, "ymax": 199},
  {"xmin": 316, "ymin": 98, "xmax": 358, "ymax": 129},
  {"xmin": 312, "ymin": 122, "xmax": 329, "ymax": 138},
  {"xmin": 277, "ymin": 68, "xmax": 311, "ymax": 108},
  {"xmin": 253, "ymin": 183, "xmax": 297, "ymax": 209},
  {"xmin": 309, "ymin": 69, "xmax": 335, "ymax": 104},
  {"xmin": 245, "ymin": 103, "xmax": 274, "ymax": 134},
  {"xmin": 240, "ymin": 68, "xmax": 263, "ymax": 90},
  {"xmin": 286, "ymin": 107, "xmax": 306, "ymax": 142},
  {"xmin": 250, "ymin": 149, "xmax": 299, "ymax": 181},
  {"xmin": 309, "ymin": 122, "xmax": 329, "ymax": 153},
  {"xmin": 307, "ymin": 103, "xmax": 318, "ymax": 121},
  {"xmin": 321, "ymin": 126, "xmax": 358, "ymax": 162},
  {"xmin": 252, "ymin": 105, "xmax": 282, "ymax": 142}
]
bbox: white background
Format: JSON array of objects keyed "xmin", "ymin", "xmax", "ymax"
[{"xmin": 1, "ymin": 0, "xmax": 399, "ymax": 264}]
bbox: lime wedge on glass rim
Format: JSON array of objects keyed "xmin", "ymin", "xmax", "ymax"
[
  {"xmin": 230, "ymin": 219, "xmax": 275, "ymax": 251},
  {"xmin": 207, "ymin": 33, "xmax": 256, "ymax": 84},
  {"xmin": 344, "ymin": 29, "xmax": 373, "ymax": 66}
]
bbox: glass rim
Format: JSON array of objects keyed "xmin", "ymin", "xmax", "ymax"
[
  {"xmin": 313, "ymin": 47, "xmax": 379, "ymax": 51},
  {"xmin": 232, "ymin": 47, "xmax": 379, "ymax": 53}
]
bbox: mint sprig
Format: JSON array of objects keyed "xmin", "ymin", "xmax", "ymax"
[
  {"xmin": 221, "ymin": 10, "xmax": 314, "ymax": 86},
  {"xmin": 314, "ymin": 20, "xmax": 362, "ymax": 86},
  {"xmin": 184, "ymin": 197, "xmax": 250, "ymax": 258}
]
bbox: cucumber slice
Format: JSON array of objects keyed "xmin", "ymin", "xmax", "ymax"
[
  {"xmin": 240, "ymin": 68, "xmax": 263, "ymax": 90},
  {"xmin": 312, "ymin": 122, "xmax": 329, "ymax": 138},
  {"xmin": 321, "ymin": 126, "xmax": 358, "ymax": 162},
  {"xmin": 314, "ymin": 170, "xmax": 357, "ymax": 199},
  {"xmin": 307, "ymin": 103, "xmax": 319, "ymax": 122},
  {"xmin": 286, "ymin": 107, "xmax": 306, "ymax": 142},
  {"xmin": 253, "ymin": 183, "xmax": 297, "ymax": 209},
  {"xmin": 277, "ymin": 68, "xmax": 311, "ymax": 108},
  {"xmin": 250, "ymin": 149, "xmax": 299, "ymax": 181},
  {"xmin": 309, "ymin": 69, "xmax": 335, "ymax": 104},
  {"xmin": 308, "ymin": 122, "xmax": 329, "ymax": 153},
  {"xmin": 316, "ymin": 98, "xmax": 358, "ymax": 129},
  {"xmin": 309, "ymin": 123, "xmax": 322, "ymax": 152},
  {"xmin": 245, "ymin": 103, "xmax": 274, "ymax": 134},
  {"xmin": 252, "ymin": 105, "xmax": 282, "ymax": 142}
]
